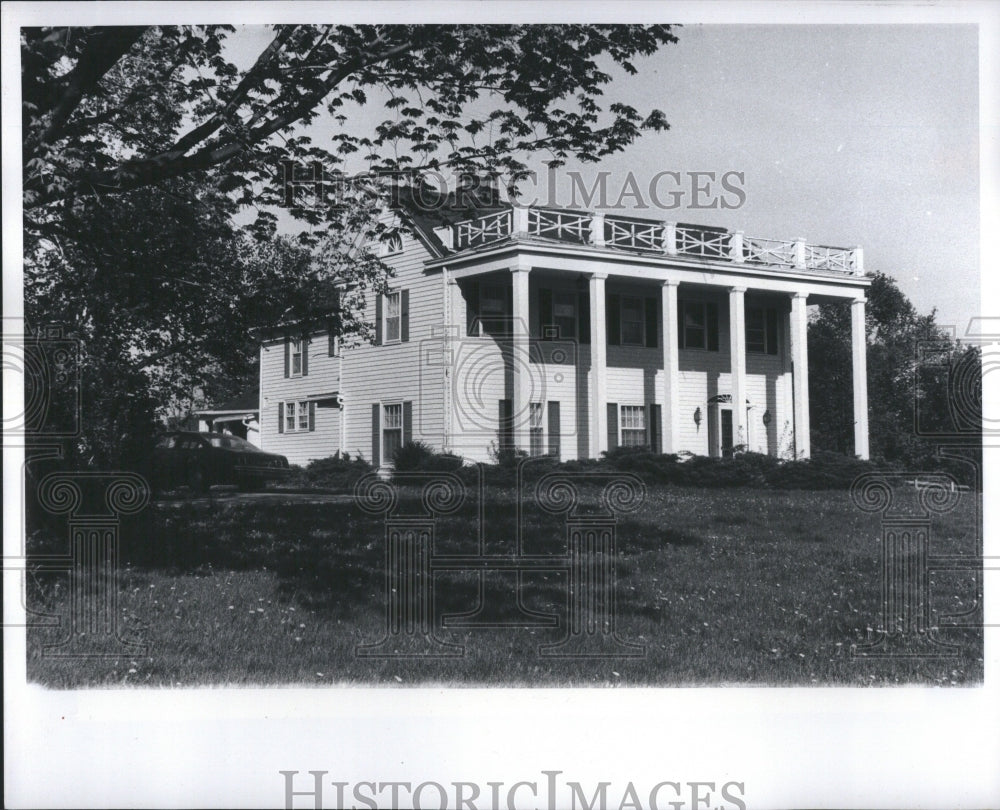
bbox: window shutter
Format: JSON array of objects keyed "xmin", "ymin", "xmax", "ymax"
[
  {"xmin": 539, "ymin": 288, "xmax": 553, "ymax": 339},
  {"xmin": 278, "ymin": 402, "xmax": 284, "ymax": 434},
  {"xmin": 371, "ymin": 403, "xmax": 381, "ymax": 466},
  {"xmin": 283, "ymin": 336, "xmax": 290, "ymax": 378},
  {"xmin": 547, "ymin": 401, "xmax": 561, "ymax": 458},
  {"xmin": 499, "ymin": 399, "xmax": 513, "ymax": 450},
  {"xmin": 606, "ymin": 403, "xmax": 619, "ymax": 452},
  {"xmin": 466, "ymin": 281, "xmax": 480, "ymax": 337},
  {"xmin": 375, "ymin": 294, "xmax": 383, "ymax": 345},
  {"xmin": 766, "ymin": 307, "xmax": 779, "ymax": 355},
  {"xmin": 328, "ymin": 291, "xmax": 341, "ymax": 356},
  {"xmin": 400, "ymin": 289, "xmax": 410, "ymax": 342},
  {"xmin": 505, "ymin": 284, "xmax": 513, "ymax": 334},
  {"xmin": 301, "ymin": 336, "xmax": 309, "ymax": 376},
  {"xmin": 649, "ymin": 403, "xmax": 662, "ymax": 453},
  {"xmin": 677, "ymin": 299, "xmax": 684, "ymax": 349},
  {"xmin": 308, "ymin": 401, "xmax": 316, "ymax": 432},
  {"xmin": 645, "ymin": 297, "xmax": 658, "ymax": 348},
  {"xmin": 706, "ymin": 302, "xmax": 720, "ymax": 351},
  {"xmin": 607, "ymin": 293, "xmax": 621, "ymax": 346},
  {"xmin": 403, "ymin": 400, "xmax": 413, "ymax": 445},
  {"xmin": 578, "ymin": 290, "xmax": 591, "ymax": 344}
]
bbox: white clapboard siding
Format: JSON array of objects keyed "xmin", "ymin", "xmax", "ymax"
[{"xmin": 342, "ymin": 230, "xmax": 445, "ymax": 462}]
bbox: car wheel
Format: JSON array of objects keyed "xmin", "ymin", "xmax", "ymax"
[{"xmin": 188, "ymin": 466, "xmax": 209, "ymax": 495}]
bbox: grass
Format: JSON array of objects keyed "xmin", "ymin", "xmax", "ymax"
[{"xmin": 25, "ymin": 484, "xmax": 983, "ymax": 687}]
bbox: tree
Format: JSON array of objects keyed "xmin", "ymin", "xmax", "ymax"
[
  {"xmin": 808, "ymin": 271, "xmax": 978, "ymax": 468},
  {"xmin": 22, "ymin": 25, "xmax": 679, "ymax": 469}
]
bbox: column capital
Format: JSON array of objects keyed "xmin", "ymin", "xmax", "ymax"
[
  {"xmin": 510, "ymin": 265, "xmax": 531, "ymax": 275},
  {"xmin": 852, "ymin": 296, "xmax": 866, "ymax": 305},
  {"xmin": 661, "ymin": 279, "xmax": 679, "ymax": 288},
  {"xmin": 589, "ymin": 271, "xmax": 609, "ymax": 281},
  {"xmin": 729, "ymin": 285, "xmax": 747, "ymax": 294},
  {"xmin": 790, "ymin": 291, "xmax": 809, "ymax": 300}
]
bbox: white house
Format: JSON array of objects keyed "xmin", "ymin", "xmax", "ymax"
[{"xmin": 258, "ymin": 204, "xmax": 871, "ymax": 468}]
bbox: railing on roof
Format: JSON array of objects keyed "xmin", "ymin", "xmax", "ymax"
[{"xmin": 451, "ymin": 206, "xmax": 864, "ymax": 275}]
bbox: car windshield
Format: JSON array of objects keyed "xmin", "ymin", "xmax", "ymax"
[{"xmin": 206, "ymin": 435, "xmax": 259, "ymax": 451}]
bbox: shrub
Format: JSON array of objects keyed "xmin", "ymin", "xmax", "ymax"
[
  {"xmin": 392, "ymin": 441, "xmax": 464, "ymax": 476},
  {"xmin": 766, "ymin": 450, "xmax": 878, "ymax": 490},
  {"xmin": 288, "ymin": 452, "xmax": 374, "ymax": 492}
]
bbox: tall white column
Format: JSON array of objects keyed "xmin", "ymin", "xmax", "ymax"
[
  {"xmin": 589, "ymin": 272, "xmax": 608, "ymax": 458},
  {"xmin": 851, "ymin": 297, "xmax": 870, "ymax": 459},
  {"xmin": 789, "ymin": 292, "xmax": 811, "ymax": 459},
  {"xmin": 511, "ymin": 266, "xmax": 531, "ymax": 450},
  {"xmin": 729, "ymin": 286, "xmax": 748, "ymax": 451},
  {"xmin": 661, "ymin": 280, "xmax": 680, "ymax": 453}
]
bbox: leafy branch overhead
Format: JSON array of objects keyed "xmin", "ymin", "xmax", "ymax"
[{"xmin": 23, "ymin": 24, "xmax": 677, "ymax": 218}]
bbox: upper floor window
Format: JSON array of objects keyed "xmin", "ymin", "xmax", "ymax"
[
  {"xmin": 553, "ymin": 291, "xmax": 577, "ymax": 340},
  {"xmin": 385, "ymin": 233, "xmax": 403, "ymax": 255},
  {"xmin": 746, "ymin": 306, "xmax": 779, "ymax": 355},
  {"xmin": 384, "ymin": 291, "xmax": 401, "ymax": 342},
  {"xmin": 290, "ymin": 338, "xmax": 303, "ymax": 375},
  {"xmin": 679, "ymin": 300, "xmax": 720, "ymax": 351},
  {"xmin": 621, "ymin": 296, "xmax": 645, "ymax": 346}
]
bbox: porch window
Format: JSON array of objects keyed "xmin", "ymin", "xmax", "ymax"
[
  {"xmin": 553, "ymin": 291, "xmax": 577, "ymax": 340},
  {"xmin": 679, "ymin": 300, "xmax": 719, "ymax": 351},
  {"xmin": 620, "ymin": 405, "xmax": 647, "ymax": 447},
  {"xmin": 383, "ymin": 403, "xmax": 403, "ymax": 462},
  {"xmin": 621, "ymin": 296, "xmax": 645, "ymax": 346},
  {"xmin": 746, "ymin": 306, "xmax": 779, "ymax": 354},
  {"xmin": 529, "ymin": 402, "xmax": 544, "ymax": 457},
  {"xmin": 384, "ymin": 291, "xmax": 401, "ymax": 342}
]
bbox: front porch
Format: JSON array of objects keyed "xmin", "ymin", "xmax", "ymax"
[{"xmin": 432, "ymin": 207, "xmax": 871, "ymax": 463}]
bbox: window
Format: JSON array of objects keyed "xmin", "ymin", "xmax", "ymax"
[
  {"xmin": 682, "ymin": 301, "xmax": 706, "ymax": 349},
  {"xmin": 620, "ymin": 405, "xmax": 647, "ymax": 447},
  {"xmin": 529, "ymin": 402, "xmax": 544, "ymax": 457},
  {"xmin": 384, "ymin": 291, "xmax": 401, "ymax": 342},
  {"xmin": 385, "ymin": 233, "xmax": 403, "ymax": 255},
  {"xmin": 621, "ymin": 296, "xmax": 645, "ymax": 346},
  {"xmin": 481, "ymin": 284, "xmax": 506, "ymax": 316},
  {"xmin": 283, "ymin": 400, "xmax": 311, "ymax": 433},
  {"xmin": 746, "ymin": 306, "xmax": 778, "ymax": 354},
  {"xmin": 383, "ymin": 403, "xmax": 403, "ymax": 463},
  {"xmin": 553, "ymin": 291, "xmax": 577, "ymax": 340},
  {"xmin": 290, "ymin": 338, "xmax": 303, "ymax": 375}
]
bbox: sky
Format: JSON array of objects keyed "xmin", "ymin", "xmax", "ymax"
[{"xmin": 234, "ymin": 23, "xmax": 980, "ymax": 329}]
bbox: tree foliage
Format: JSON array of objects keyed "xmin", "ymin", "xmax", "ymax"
[{"xmin": 809, "ymin": 271, "xmax": 980, "ymax": 468}]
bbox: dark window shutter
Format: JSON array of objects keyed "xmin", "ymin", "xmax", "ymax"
[
  {"xmin": 606, "ymin": 403, "xmax": 619, "ymax": 452},
  {"xmin": 578, "ymin": 290, "xmax": 591, "ymax": 344},
  {"xmin": 371, "ymin": 403, "xmax": 381, "ymax": 466},
  {"xmin": 402, "ymin": 401, "xmax": 412, "ymax": 445},
  {"xmin": 547, "ymin": 401, "xmax": 561, "ymax": 458},
  {"xmin": 607, "ymin": 294, "xmax": 621, "ymax": 346},
  {"xmin": 466, "ymin": 281, "xmax": 480, "ymax": 337},
  {"xmin": 649, "ymin": 404, "xmax": 661, "ymax": 452},
  {"xmin": 283, "ymin": 336, "xmax": 290, "ymax": 378},
  {"xmin": 645, "ymin": 297, "xmax": 658, "ymax": 348},
  {"xmin": 308, "ymin": 401, "xmax": 316, "ymax": 432},
  {"xmin": 499, "ymin": 399, "xmax": 513, "ymax": 450},
  {"xmin": 278, "ymin": 402, "xmax": 284, "ymax": 434},
  {"xmin": 766, "ymin": 307, "xmax": 779, "ymax": 355},
  {"xmin": 327, "ymin": 318, "xmax": 337, "ymax": 357},
  {"xmin": 505, "ymin": 283, "xmax": 513, "ymax": 334},
  {"xmin": 539, "ymin": 288, "xmax": 553, "ymax": 339},
  {"xmin": 301, "ymin": 336, "xmax": 309, "ymax": 376},
  {"xmin": 375, "ymin": 294, "xmax": 383, "ymax": 345},
  {"xmin": 677, "ymin": 299, "xmax": 684, "ymax": 349},
  {"xmin": 400, "ymin": 289, "xmax": 410, "ymax": 342},
  {"xmin": 706, "ymin": 302, "xmax": 720, "ymax": 351}
]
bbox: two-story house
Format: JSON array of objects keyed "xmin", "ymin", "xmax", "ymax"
[{"xmin": 258, "ymin": 203, "xmax": 871, "ymax": 468}]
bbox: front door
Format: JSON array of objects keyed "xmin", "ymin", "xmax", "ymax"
[{"xmin": 720, "ymin": 408, "xmax": 734, "ymax": 458}]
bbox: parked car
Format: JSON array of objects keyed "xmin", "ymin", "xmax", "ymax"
[{"xmin": 152, "ymin": 431, "xmax": 290, "ymax": 493}]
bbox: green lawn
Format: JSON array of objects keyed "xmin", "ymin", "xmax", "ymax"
[{"xmin": 26, "ymin": 485, "xmax": 983, "ymax": 686}]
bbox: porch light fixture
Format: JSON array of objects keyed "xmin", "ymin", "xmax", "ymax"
[
  {"xmin": 693, "ymin": 407, "xmax": 702, "ymax": 430},
  {"xmin": 762, "ymin": 409, "xmax": 771, "ymax": 426}
]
